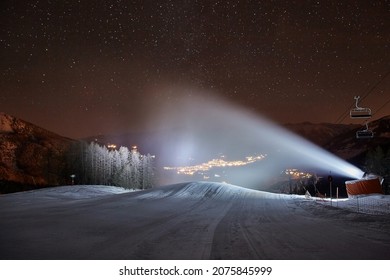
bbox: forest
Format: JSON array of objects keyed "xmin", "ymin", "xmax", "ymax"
[{"xmin": 67, "ymin": 142, "xmax": 155, "ymax": 190}]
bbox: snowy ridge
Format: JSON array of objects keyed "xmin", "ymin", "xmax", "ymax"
[
  {"xmin": 136, "ymin": 181, "xmax": 285, "ymax": 201},
  {"xmin": 169, "ymin": 182, "xmax": 245, "ymax": 200}
]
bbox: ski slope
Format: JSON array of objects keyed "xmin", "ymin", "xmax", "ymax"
[{"xmin": 1, "ymin": 182, "xmax": 390, "ymax": 259}]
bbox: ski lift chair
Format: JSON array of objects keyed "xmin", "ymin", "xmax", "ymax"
[
  {"xmin": 350, "ymin": 96, "xmax": 372, "ymax": 118},
  {"xmin": 356, "ymin": 130, "xmax": 374, "ymax": 139},
  {"xmin": 356, "ymin": 122, "xmax": 374, "ymax": 139}
]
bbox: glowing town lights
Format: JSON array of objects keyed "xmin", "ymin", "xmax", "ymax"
[
  {"xmin": 284, "ymin": 169, "xmax": 312, "ymax": 179},
  {"xmin": 107, "ymin": 144, "xmax": 117, "ymax": 149},
  {"xmin": 131, "ymin": 145, "xmax": 138, "ymax": 153},
  {"xmin": 164, "ymin": 154, "xmax": 267, "ymax": 176}
]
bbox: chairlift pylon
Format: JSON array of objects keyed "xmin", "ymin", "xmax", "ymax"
[
  {"xmin": 350, "ymin": 96, "xmax": 372, "ymax": 119},
  {"xmin": 356, "ymin": 121, "xmax": 374, "ymax": 139}
]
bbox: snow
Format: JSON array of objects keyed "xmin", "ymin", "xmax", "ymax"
[
  {"xmin": 312, "ymin": 194, "xmax": 390, "ymax": 215},
  {"xmin": 1, "ymin": 182, "xmax": 390, "ymax": 259},
  {"xmin": 1, "ymin": 185, "xmax": 133, "ymax": 203}
]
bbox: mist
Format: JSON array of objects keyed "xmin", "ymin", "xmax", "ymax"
[{"xmin": 143, "ymin": 87, "xmax": 364, "ymax": 188}]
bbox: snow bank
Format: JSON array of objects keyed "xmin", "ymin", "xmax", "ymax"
[
  {"xmin": 311, "ymin": 194, "xmax": 390, "ymax": 215},
  {"xmin": 1, "ymin": 185, "xmax": 133, "ymax": 201}
]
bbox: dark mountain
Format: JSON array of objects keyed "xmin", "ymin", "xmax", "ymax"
[
  {"xmin": 324, "ymin": 116, "xmax": 390, "ymax": 162},
  {"xmin": 0, "ymin": 113, "xmax": 75, "ymax": 193},
  {"xmin": 284, "ymin": 117, "xmax": 390, "ymax": 160}
]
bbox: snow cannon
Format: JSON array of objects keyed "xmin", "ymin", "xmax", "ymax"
[{"xmin": 345, "ymin": 174, "xmax": 384, "ymax": 197}]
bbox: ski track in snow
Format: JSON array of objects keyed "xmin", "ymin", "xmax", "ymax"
[{"xmin": 1, "ymin": 182, "xmax": 390, "ymax": 260}]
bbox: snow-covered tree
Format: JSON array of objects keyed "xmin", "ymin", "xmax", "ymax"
[
  {"xmin": 365, "ymin": 146, "xmax": 387, "ymax": 176},
  {"xmin": 141, "ymin": 154, "xmax": 155, "ymax": 189},
  {"xmin": 68, "ymin": 142, "xmax": 154, "ymax": 189}
]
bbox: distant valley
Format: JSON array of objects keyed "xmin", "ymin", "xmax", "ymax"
[{"xmin": 1, "ymin": 112, "xmax": 389, "ymax": 193}]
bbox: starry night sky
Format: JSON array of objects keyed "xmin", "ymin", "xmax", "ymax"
[{"xmin": 1, "ymin": 0, "xmax": 389, "ymax": 139}]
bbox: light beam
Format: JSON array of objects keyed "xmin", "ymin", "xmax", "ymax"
[{"xmin": 145, "ymin": 87, "xmax": 364, "ymax": 187}]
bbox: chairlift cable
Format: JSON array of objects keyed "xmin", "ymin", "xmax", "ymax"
[
  {"xmin": 355, "ymin": 95, "xmax": 390, "ymax": 140},
  {"xmin": 371, "ymin": 96, "xmax": 390, "ymax": 118},
  {"xmin": 334, "ymin": 70, "xmax": 390, "ymax": 124}
]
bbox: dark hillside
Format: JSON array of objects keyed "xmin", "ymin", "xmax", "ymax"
[
  {"xmin": 0, "ymin": 113, "xmax": 76, "ymax": 193},
  {"xmin": 325, "ymin": 116, "xmax": 390, "ymax": 163}
]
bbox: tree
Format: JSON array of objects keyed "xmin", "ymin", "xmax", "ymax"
[
  {"xmin": 365, "ymin": 146, "xmax": 386, "ymax": 176},
  {"xmin": 365, "ymin": 146, "xmax": 390, "ymax": 194},
  {"xmin": 130, "ymin": 146, "xmax": 141, "ymax": 188},
  {"xmin": 66, "ymin": 141, "xmax": 155, "ymax": 189},
  {"xmin": 114, "ymin": 146, "xmax": 131, "ymax": 188},
  {"xmin": 141, "ymin": 154, "xmax": 155, "ymax": 189}
]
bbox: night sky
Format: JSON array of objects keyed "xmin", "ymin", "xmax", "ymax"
[{"xmin": 1, "ymin": 0, "xmax": 389, "ymax": 139}]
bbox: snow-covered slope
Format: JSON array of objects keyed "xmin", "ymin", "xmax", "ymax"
[
  {"xmin": 1, "ymin": 182, "xmax": 390, "ymax": 260},
  {"xmin": 2, "ymin": 185, "xmax": 132, "ymax": 203}
]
